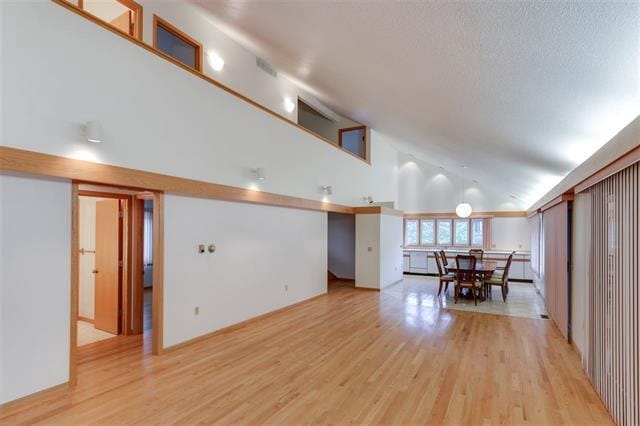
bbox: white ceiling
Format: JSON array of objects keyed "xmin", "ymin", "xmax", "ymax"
[{"xmin": 192, "ymin": 0, "xmax": 639, "ymax": 208}]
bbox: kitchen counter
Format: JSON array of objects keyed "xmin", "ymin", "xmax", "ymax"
[{"xmin": 403, "ymin": 248, "xmax": 533, "ymax": 281}]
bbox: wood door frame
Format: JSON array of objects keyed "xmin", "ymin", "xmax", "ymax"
[{"xmin": 70, "ymin": 184, "xmax": 164, "ymax": 386}]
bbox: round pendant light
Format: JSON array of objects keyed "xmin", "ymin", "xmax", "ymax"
[{"xmin": 456, "ymin": 202, "xmax": 472, "ymax": 218}]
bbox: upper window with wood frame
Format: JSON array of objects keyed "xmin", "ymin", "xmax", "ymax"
[
  {"xmin": 296, "ymin": 98, "xmax": 369, "ymax": 162},
  {"xmin": 153, "ymin": 15, "xmax": 202, "ymax": 72},
  {"xmin": 66, "ymin": 0, "xmax": 143, "ymax": 40},
  {"xmin": 339, "ymin": 126, "xmax": 367, "ymax": 160}
]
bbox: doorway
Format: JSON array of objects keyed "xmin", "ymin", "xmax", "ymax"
[
  {"xmin": 71, "ymin": 184, "xmax": 163, "ymax": 383},
  {"xmin": 327, "ymin": 212, "xmax": 356, "ymax": 291},
  {"xmin": 77, "ymin": 194, "xmax": 124, "ymax": 345}
]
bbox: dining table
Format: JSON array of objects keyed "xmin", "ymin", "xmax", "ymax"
[{"xmin": 445, "ymin": 260, "xmax": 498, "ymax": 300}]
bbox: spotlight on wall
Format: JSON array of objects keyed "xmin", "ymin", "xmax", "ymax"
[
  {"xmin": 320, "ymin": 185, "xmax": 333, "ymax": 196},
  {"xmin": 86, "ymin": 121, "xmax": 102, "ymax": 143},
  {"xmin": 284, "ymin": 97, "xmax": 296, "ymax": 113},
  {"xmin": 207, "ymin": 52, "xmax": 225, "ymax": 71},
  {"xmin": 251, "ymin": 167, "xmax": 266, "ymax": 181}
]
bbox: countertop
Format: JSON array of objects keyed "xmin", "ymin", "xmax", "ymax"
[{"xmin": 403, "ymin": 248, "xmax": 531, "ymax": 255}]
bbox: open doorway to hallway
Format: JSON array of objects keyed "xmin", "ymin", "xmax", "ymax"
[
  {"xmin": 327, "ymin": 212, "xmax": 355, "ymax": 291},
  {"xmin": 76, "ymin": 186, "xmax": 154, "ymax": 348}
]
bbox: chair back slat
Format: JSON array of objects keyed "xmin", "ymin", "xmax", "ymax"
[
  {"xmin": 455, "ymin": 255, "xmax": 477, "ymax": 284},
  {"xmin": 434, "ymin": 252, "xmax": 445, "ymax": 276},
  {"xmin": 439, "ymin": 250, "xmax": 448, "ymax": 267},
  {"xmin": 469, "ymin": 249, "xmax": 484, "ymax": 261},
  {"xmin": 502, "ymin": 252, "xmax": 514, "ymax": 284}
]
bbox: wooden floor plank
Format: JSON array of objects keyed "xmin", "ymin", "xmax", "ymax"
[{"xmin": 0, "ymin": 278, "xmax": 613, "ymax": 425}]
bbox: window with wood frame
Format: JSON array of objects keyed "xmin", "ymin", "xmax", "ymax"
[
  {"xmin": 66, "ymin": 0, "xmax": 143, "ymax": 40},
  {"xmin": 338, "ymin": 126, "xmax": 367, "ymax": 160},
  {"xmin": 404, "ymin": 217, "xmax": 486, "ymax": 248},
  {"xmin": 153, "ymin": 15, "xmax": 202, "ymax": 72}
]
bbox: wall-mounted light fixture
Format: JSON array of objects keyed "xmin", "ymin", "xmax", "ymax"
[
  {"xmin": 284, "ymin": 97, "xmax": 296, "ymax": 113},
  {"xmin": 86, "ymin": 121, "xmax": 102, "ymax": 143},
  {"xmin": 251, "ymin": 167, "xmax": 266, "ymax": 181},
  {"xmin": 320, "ymin": 185, "xmax": 333, "ymax": 196},
  {"xmin": 207, "ymin": 52, "xmax": 225, "ymax": 71}
]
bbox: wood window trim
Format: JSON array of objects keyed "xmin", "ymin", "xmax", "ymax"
[
  {"xmin": 76, "ymin": 0, "xmax": 143, "ymax": 41},
  {"xmin": 453, "ymin": 219, "xmax": 470, "ymax": 246},
  {"xmin": 153, "ymin": 14, "xmax": 203, "ymax": 72},
  {"xmin": 338, "ymin": 125, "xmax": 368, "ymax": 161},
  {"xmin": 404, "ymin": 217, "xmax": 486, "ymax": 249},
  {"xmin": 403, "ymin": 219, "xmax": 420, "ymax": 247},
  {"xmin": 419, "ymin": 219, "xmax": 436, "ymax": 246},
  {"xmin": 469, "ymin": 218, "xmax": 484, "ymax": 247}
]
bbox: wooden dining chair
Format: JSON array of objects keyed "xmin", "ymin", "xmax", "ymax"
[
  {"xmin": 484, "ymin": 252, "xmax": 513, "ymax": 302},
  {"xmin": 468, "ymin": 249, "xmax": 484, "ymax": 261},
  {"xmin": 434, "ymin": 252, "xmax": 455, "ymax": 296},
  {"xmin": 439, "ymin": 250, "xmax": 449, "ymax": 272},
  {"xmin": 454, "ymin": 255, "xmax": 483, "ymax": 305}
]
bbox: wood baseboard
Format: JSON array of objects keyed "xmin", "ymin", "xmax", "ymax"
[
  {"xmin": 354, "ymin": 286, "xmax": 380, "ymax": 291},
  {"xmin": 162, "ymin": 293, "xmax": 328, "ymax": 353},
  {"xmin": 0, "ymin": 382, "xmax": 69, "ymax": 410},
  {"xmin": 78, "ymin": 316, "xmax": 94, "ymax": 324}
]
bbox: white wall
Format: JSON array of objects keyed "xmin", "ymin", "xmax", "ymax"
[
  {"xmin": 379, "ymin": 214, "xmax": 403, "ymax": 289},
  {"xmin": 2, "ymin": 2, "xmax": 399, "ymax": 207},
  {"xmin": 327, "ymin": 213, "xmax": 355, "ymax": 280},
  {"xmin": 0, "ymin": 175, "xmax": 71, "ymax": 404},
  {"xmin": 398, "ymin": 152, "xmax": 528, "ymax": 212},
  {"xmin": 163, "ymin": 195, "xmax": 327, "ymax": 348},
  {"xmin": 490, "ymin": 217, "xmax": 531, "ymax": 251},
  {"xmin": 355, "ymin": 213, "xmax": 403, "ymax": 290},
  {"xmin": 355, "ymin": 214, "xmax": 380, "ymax": 289}
]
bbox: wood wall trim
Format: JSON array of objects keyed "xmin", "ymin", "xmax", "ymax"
[
  {"xmin": 152, "ymin": 14, "xmax": 203, "ymax": 72},
  {"xmin": 574, "ymin": 144, "xmax": 640, "ymax": 194},
  {"xmin": 50, "ymin": 0, "xmax": 370, "ymax": 166},
  {"xmin": 403, "ymin": 210, "xmax": 527, "ymax": 219},
  {"xmin": 354, "ymin": 206, "xmax": 404, "ymax": 217},
  {"xmin": 69, "ymin": 183, "xmax": 79, "ymax": 387},
  {"xmin": 0, "ymin": 147, "xmax": 355, "ymax": 214},
  {"xmin": 540, "ymin": 193, "xmax": 574, "ymax": 212},
  {"xmin": 163, "ymin": 292, "xmax": 327, "ymax": 354},
  {"xmin": 152, "ymin": 192, "xmax": 164, "ymax": 355}
]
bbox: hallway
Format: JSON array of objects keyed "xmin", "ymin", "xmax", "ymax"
[{"xmin": 1, "ymin": 283, "xmax": 612, "ymax": 424}]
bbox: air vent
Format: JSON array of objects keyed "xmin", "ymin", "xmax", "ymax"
[{"xmin": 256, "ymin": 57, "xmax": 277, "ymax": 78}]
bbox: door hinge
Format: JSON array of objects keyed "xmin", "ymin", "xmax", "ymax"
[
  {"xmin": 119, "ymin": 260, "xmax": 123, "ymax": 268},
  {"xmin": 119, "ymin": 211, "xmax": 124, "ymax": 218}
]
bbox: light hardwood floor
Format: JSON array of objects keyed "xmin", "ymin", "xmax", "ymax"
[{"xmin": 1, "ymin": 279, "xmax": 612, "ymax": 424}]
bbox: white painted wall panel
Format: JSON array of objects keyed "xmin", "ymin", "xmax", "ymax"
[
  {"xmin": 0, "ymin": 175, "xmax": 71, "ymax": 404},
  {"xmin": 379, "ymin": 214, "xmax": 403, "ymax": 288},
  {"xmin": 1, "ymin": 2, "xmax": 398, "ymax": 207},
  {"xmin": 490, "ymin": 217, "xmax": 531, "ymax": 251},
  {"xmin": 163, "ymin": 195, "xmax": 327, "ymax": 348},
  {"xmin": 355, "ymin": 214, "xmax": 380, "ymax": 289}
]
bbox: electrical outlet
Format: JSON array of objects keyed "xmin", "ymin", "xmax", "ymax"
[
  {"xmin": 368, "ymin": 246, "xmax": 373, "ymax": 252},
  {"xmin": 194, "ymin": 306, "xmax": 200, "ymax": 315},
  {"xmin": 284, "ymin": 284, "xmax": 288, "ymax": 291}
]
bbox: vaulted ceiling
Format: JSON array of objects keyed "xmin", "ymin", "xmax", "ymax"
[{"xmin": 192, "ymin": 0, "xmax": 639, "ymax": 207}]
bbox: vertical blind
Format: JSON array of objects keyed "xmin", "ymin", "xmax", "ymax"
[{"xmin": 584, "ymin": 161, "xmax": 639, "ymax": 426}]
